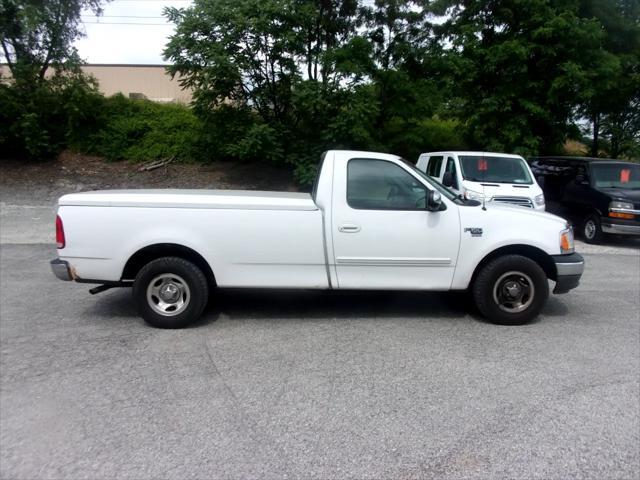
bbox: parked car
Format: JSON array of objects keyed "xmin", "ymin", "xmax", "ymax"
[
  {"xmin": 51, "ymin": 150, "xmax": 583, "ymax": 328},
  {"xmin": 529, "ymin": 156, "xmax": 640, "ymax": 244},
  {"xmin": 416, "ymin": 151, "xmax": 545, "ymax": 210}
]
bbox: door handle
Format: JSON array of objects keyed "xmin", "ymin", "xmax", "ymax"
[{"xmin": 339, "ymin": 224, "xmax": 361, "ymax": 233}]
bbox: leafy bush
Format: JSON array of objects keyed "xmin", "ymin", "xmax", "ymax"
[
  {"xmin": 375, "ymin": 116, "xmax": 467, "ymax": 161},
  {"xmin": 0, "ymin": 72, "xmax": 101, "ymax": 159},
  {"xmin": 71, "ymin": 94, "xmax": 202, "ymax": 162},
  {"xmin": 193, "ymin": 105, "xmax": 285, "ymax": 164}
]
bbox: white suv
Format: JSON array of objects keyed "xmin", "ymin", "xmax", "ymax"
[{"xmin": 417, "ymin": 151, "xmax": 545, "ymax": 210}]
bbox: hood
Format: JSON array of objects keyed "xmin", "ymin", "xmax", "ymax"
[
  {"xmin": 480, "ymin": 202, "xmax": 567, "ymax": 226},
  {"xmin": 461, "ymin": 180, "xmax": 542, "ymax": 198},
  {"xmin": 595, "ymin": 187, "xmax": 640, "ymax": 206}
]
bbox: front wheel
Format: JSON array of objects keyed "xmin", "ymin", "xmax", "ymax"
[
  {"xmin": 133, "ymin": 257, "xmax": 209, "ymax": 328},
  {"xmin": 472, "ymin": 255, "xmax": 549, "ymax": 325},
  {"xmin": 582, "ymin": 214, "xmax": 604, "ymax": 244}
]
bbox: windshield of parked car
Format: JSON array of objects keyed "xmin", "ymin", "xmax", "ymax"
[
  {"xmin": 459, "ymin": 155, "xmax": 533, "ymax": 184},
  {"xmin": 400, "ymin": 158, "xmax": 465, "ymax": 204},
  {"xmin": 591, "ymin": 163, "xmax": 640, "ymax": 189}
]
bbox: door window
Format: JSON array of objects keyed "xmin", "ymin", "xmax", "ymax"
[
  {"xmin": 426, "ymin": 156, "xmax": 444, "ymax": 178},
  {"xmin": 445, "ymin": 157, "xmax": 458, "ymax": 189},
  {"xmin": 347, "ymin": 159, "xmax": 428, "ymax": 210}
]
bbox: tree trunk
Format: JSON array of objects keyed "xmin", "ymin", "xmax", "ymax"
[{"xmin": 591, "ymin": 113, "xmax": 600, "ymax": 157}]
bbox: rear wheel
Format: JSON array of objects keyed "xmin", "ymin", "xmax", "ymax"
[
  {"xmin": 133, "ymin": 257, "xmax": 209, "ymax": 328},
  {"xmin": 472, "ymin": 255, "xmax": 549, "ymax": 325},
  {"xmin": 582, "ymin": 214, "xmax": 603, "ymax": 244}
]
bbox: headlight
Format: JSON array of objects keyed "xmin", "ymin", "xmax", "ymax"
[
  {"xmin": 464, "ymin": 189, "xmax": 485, "ymax": 201},
  {"xmin": 610, "ymin": 201, "xmax": 633, "ymax": 211},
  {"xmin": 560, "ymin": 224, "xmax": 574, "ymax": 254},
  {"xmin": 534, "ymin": 194, "xmax": 545, "ymax": 206}
]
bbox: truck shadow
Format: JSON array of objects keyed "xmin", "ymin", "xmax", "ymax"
[
  {"xmin": 86, "ymin": 287, "xmax": 569, "ymax": 327},
  {"xmin": 201, "ymin": 288, "xmax": 569, "ymax": 325},
  {"xmin": 209, "ymin": 289, "xmax": 472, "ymax": 321}
]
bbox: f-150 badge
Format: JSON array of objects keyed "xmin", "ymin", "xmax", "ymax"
[{"xmin": 464, "ymin": 227, "xmax": 483, "ymax": 237}]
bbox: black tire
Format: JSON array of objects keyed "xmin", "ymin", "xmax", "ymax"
[
  {"xmin": 582, "ymin": 214, "xmax": 604, "ymax": 244},
  {"xmin": 472, "ymin": 254, "xmax": 549, "ymax": 325},
  {"xmin": 133, "ymin": 257, "xmax": 209, "ymax": 328}
]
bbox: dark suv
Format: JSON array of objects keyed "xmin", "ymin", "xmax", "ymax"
[{"xmin": 529, "ymin": 157, "xmax": 640, "ymax": 244}]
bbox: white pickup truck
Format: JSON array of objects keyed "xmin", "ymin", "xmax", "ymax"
[{"xmin": 51, "ymin": 150, "xmax": 584, "ymax": 328}]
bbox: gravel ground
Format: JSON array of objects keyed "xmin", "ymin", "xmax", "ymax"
[{"xmin": 0, "ymin": 244, "xmax": 639, "ymax": 480}]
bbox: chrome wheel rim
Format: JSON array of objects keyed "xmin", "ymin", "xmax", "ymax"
[
  {"xmin": 492, "ymin": 271, "xmax": 535, "ymax": 313},
  {"xmin": 146, "ymin": 273, "xmax": 190, "ymax": 316},
  {"xmin": 584, "ymin": 220, "xmax": 596, "ymax": 239}
]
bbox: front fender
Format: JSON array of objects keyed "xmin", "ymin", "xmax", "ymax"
[{"xmin": 451, "ymin": 206, "xmax": 565, "ymax": 289}]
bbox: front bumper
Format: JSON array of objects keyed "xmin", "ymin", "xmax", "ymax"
[
  {"xmin": 50, "ymin": 258, "xmax": 72, "ymax": 281},
  {"xmin": 551, "ymin": 252, "xmax": 584, "ymax": 294},
  {"xmin": 601, "ymin": 221, "xmax": 640, "ymax": 236}
]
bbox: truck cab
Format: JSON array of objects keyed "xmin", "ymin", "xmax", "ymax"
[{"xmin": 417, "ymin": 151, "xmax": 545, "ymax": 211}]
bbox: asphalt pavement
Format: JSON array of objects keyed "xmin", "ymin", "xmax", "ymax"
[{"xmin": 1, "ymin": 241, "xmax": 639, "ymax": 479}]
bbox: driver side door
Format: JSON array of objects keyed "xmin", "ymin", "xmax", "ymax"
[{"xmin": 331, "ymin": 158, "xmax": 461, "ymax": 290}]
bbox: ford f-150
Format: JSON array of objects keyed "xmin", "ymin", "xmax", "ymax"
[{"xmin": 51, "ymin": 150, "xmax": 584, "ymax": 328}]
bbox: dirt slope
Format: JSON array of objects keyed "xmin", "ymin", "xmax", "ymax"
[{"xmin": 0, "ymin": 151, "xmax": 300, "ymax": 206}]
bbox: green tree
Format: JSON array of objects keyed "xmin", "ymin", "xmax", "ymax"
[
  {"xmin": 601, "ymin": 90, "xmax": 640, "ymax": 159},
  {"xmin": 577, "ymin": 0, "xmax": 640, "ymax": 158},
  {"xmin": 440, "ymin": 0, "xmax": 609, "ymax": 155},
  {"xmin": 296, "ymin": 0, "xmax": 364, "ymax": 85},
  {"xmin": 0, "ymin": 0, "xmax": 105, "ymax": 158},
  {"xmin": 164, "ymin": 0, "xmax": 378, "ymax": 174},
  {"xmin": 164, "ymin": 0, "xmax": 304, "ymax": 165},
  {"xmin": 359, "ymin": 1, "xmax": 462, "ymax": 158},
  {"xmin": 362, "ymin": 0, "xmax": 432, "ymax": 71},
  {"xmin": 0, "ymin": 0, "xmax": 103, "ymax": 83},
  {"xmin": 165, "ymin": 0, "xmax": 304, "ymax": 124}
]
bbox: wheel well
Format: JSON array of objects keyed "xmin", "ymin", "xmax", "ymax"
[
  {"xmin": 579, "ymin": 207, "xmax": 603, "ymax": 222},
  {"xmin": 471, "ymin": 245, "xmax": 557, "ymax": 284},
  {"xmin": 122, "ymin": 243, "xmax": 216, "ymax": 288}
]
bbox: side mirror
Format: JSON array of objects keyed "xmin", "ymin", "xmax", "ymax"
[
  {"xmin": 426, "ymin": 190, "xmax": 442, "ymax": 211},
  {"xmin": 442, "ymin": 172, "xmax": 454, "ymax": 188}
]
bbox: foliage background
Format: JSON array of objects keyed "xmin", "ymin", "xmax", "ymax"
[{"xmin": 1, "ymin": 0, "xmax": 638, "ymax": 184}]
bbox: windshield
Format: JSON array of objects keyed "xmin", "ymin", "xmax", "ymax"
[
  {"xmin": 400, "ymin": 158, "xmax": 463, "ymax": 203},
  {"xmin": 459, "ymin": 155, "xmax": 533, "ymax": 184},
  {"xmin": 591, "ymin": 163, "xmax": 640, "ymax": 190}
]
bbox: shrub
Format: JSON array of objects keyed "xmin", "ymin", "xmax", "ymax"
[
  {"xmin": 194, "ymin": 106, "xmax": 285, "ymax": 164},
  {"xmin": 0, "ymin": 72, "xmax": 101, "ymax": 159},
  {"xmin": 71, "ymin": 94, "xmax": 202, "ymax": 162}
]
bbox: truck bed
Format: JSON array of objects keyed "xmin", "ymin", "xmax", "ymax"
[
  {"xmin": 58, "ymin": 189, "xmax": 318, "ymax": 211},
  {"xmin": 57, "ymin": 189, "xmax": 328, "ymax": 288}
]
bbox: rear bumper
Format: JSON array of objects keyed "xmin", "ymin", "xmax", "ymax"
[
  {"xmin": 551, "ymin": 252, "xmax": 584, "ymax": 294},
  {"xmin": 50, "ymin": 258, "xmax": 72, "ymax": 281}
]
